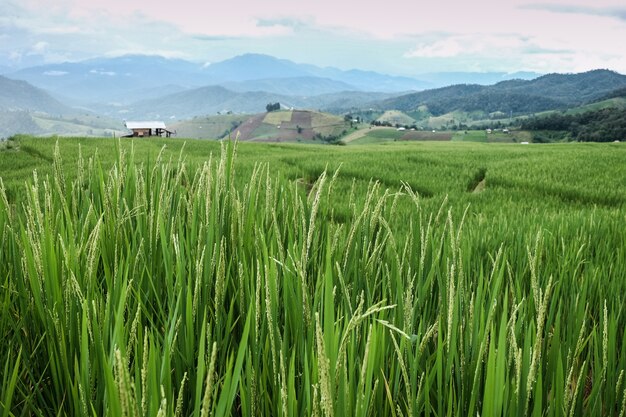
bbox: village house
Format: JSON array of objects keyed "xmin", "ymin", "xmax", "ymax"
[{"xmin": 124, "ymin": 121, "xmax": 175, "ymax": 137}]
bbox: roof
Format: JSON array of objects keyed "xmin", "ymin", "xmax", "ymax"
[{"xmin": 125, "ymin": 121, "xmax": 167, "ymax": 130}]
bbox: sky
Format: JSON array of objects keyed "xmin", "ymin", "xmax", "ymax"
[{"xmin": 1, "ymin": 0, "xmax": 626, "ymax": 75}]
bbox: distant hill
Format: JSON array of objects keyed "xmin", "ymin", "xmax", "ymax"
[
  {"xmin": 0, "ymin": 75, "xmax": 74, "ymax": 115},
  {"xmin": 376, "ymin": 110, "xmax": 417, "ymax": 126},
  {"xmin": 305, "ymin": 91, "xmax": 400, "ymax": 113},
  {"xmin": 0, "ymin": 111, "xmax": 43, "ymax": 138},
  {"xmin": 201, "ymin": 54, "xmax": 309, "ymax": 81},
  {"xmin": 7, "ymin": 54, "xmax": 429, "ymax": 105},
  {"xmin": 221, "ymin": 77, "xmax": 357, "ymax": 96},
  {"xmin": 9, "ymin": 56, "xmax": 204, "ymax": 103},
  {"xmin": 0, "ymin": 75, "xmax": 83, "ymax": 138},
  {"xmin": 415, "ymin": 71, "xmax": 541, "ymax": 87},
  {"xmin": 111, "ymin": 85, "xmax": 402, "ymax": 120},
  {"xmin": 598, "ymin": 86, "xmax": 626, "ymax": 100},
  {"xmin": 493, "ymin": 70, "xmax": 626, "ymax": 104},
  {"xmin": 231, "ymin": 110, "xmax": 350, "ymax": 142},
  {"xmin": 123, "ymin": 86, "xmax": 299, "ymax": 120},
  {"xmin": 379, "ymin": 70, "xmax": 626, "ymax": 115},
  {"xmin": 521, "ymin": 106, "xmax": 626, "ymax": 142}
]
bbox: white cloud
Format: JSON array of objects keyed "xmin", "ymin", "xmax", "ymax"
[
  {"xmin": 405, "ymin": 34, "xmax": 543, "ymax": 59},
  {"xmin": 89, "ymin": 69, "xmax": 116, "ymax": 76},
  {"xmin": 2, "ymin": 0, "xmax": 626, "ymax": 74},
  {"xmin": 31, "ymin": 41, "xmax": 48, "ymax": 53},
  {"xmin": 43, "ymin": 70, "xmax": 68, "ymax": 76}
]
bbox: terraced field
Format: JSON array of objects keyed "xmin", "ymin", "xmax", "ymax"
[
  {"xmin": 1, "ymin": 136, "xmax": 625, "ymax": 416},
  {"xmin": 231, "ymin": 110, "xmax": 349, "ymax": 142}
]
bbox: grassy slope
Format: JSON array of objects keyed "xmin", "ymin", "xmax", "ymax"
[
  {"xmin": 171, "ymin": 114, "xmax": 249, "ymax": 139},
  {"xmin": 376, "ymin": 110, "xmax": 417, "ymax": 126},
  {"xmin": 1, "ymin": 136, "xmax": 626, "ymax": 416}
]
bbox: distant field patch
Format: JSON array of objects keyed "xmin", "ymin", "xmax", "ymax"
[
  {"xmin": 452, "ymin": 130, "xmax": 488, "ymax": 142},
  {"xmin": 232, "ymin": 114, "xmax": 265, "ymax": 140},
  {"xmin": 364, "ymin": 128, "xmax": 406, "ymax": 140},
  {"xmin": 173, "ymin": 114, "xmax": 247, "ymax": 139},
  {"xmin": 263, "ymin": 111, "xmax": 292, "ymax": 125},
  {"xmin": 311, "ymin": 112, "xmax": 343, "ymax": 128},
  {"xmin": 231, "ymin": 110, "xmax": 348, "ymax": 142},
  {"xmin": 401, "ymin": 131, "xmax": 453, "ymax": 141},
  {"xmin": 350, "ymin": 128, "xmax": 455, "ymax": 144},
  {"xmin": 376, "ymin": 110, "xmax": 416, "ymax": 126}
]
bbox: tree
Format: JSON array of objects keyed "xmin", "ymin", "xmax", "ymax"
[{"xmin": 266, "ymin": 102, "xmax": 280, "ymax": 112}]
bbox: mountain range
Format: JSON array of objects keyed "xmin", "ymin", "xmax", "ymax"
[
  {"xmin": 0, "ymin": 75, "xmax": 74, "ymax": 115},
  {"xmin": 381, "ymin": 70, "xmax": 626, "ymax": 115},
  {"xmin": 1, "ymin": 53, "xmax": 626, "ymax": 138},
  {"xmin": 5, "ymin": 54, "xmax": 540, "ymax": 105}
]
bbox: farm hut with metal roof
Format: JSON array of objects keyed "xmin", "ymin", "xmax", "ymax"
[{"xmin": 124, "ymin": 121, "xmax": 175, "ymax": 137}]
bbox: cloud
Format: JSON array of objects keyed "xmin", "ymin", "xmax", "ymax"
[
  {"xmin": 256, "ymin": 18, "xmax": 309, "ymax": 30},
  {"xmin": 401, "ymin": 32, "xmax": 614, "ymax": 73},
  {"xmin": 2, "ymin": 0, "xmax": 626, "ymax": 75},
  {"xmin": 523, "ymin": 4, "xmax": 626, "ymax": 21},
  {"xmin": 43, "ymin": 70, "xmax": 68, "ymax": 76},
  {"xmin": 31, "ymin": 41, "xmax": 48, "ymax": 53},
  {"xmin": 192, "ymin": 34, "xmax": 242, "ymax": 42},
  {"xmin": 89, "ymin": 69, "xmax": 116, "ymax": 76},
  {"xmin": 404, "ymin": 35, "xmax": 531, "ymax": 59}
]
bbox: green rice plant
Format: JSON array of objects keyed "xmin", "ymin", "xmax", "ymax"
[{"xmin": 0, "ymin": 138, "xmax": 625, "ymax": 416}]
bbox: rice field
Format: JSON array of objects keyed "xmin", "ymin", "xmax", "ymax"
[{"xmin": 1, "ymin": 136, "xmax": 626, "ymax": 416}]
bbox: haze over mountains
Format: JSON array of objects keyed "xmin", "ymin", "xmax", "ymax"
[
  {"xmin": 1, "ymin": 53, "xmax": 626, "ymax": 138},
  {"xmin": 0, "ymin": 76, "xmax": 74, "ymax": 115},
  {"xmin": 5, "ymin": 54, "xmax": 539, "ymax": 104}
]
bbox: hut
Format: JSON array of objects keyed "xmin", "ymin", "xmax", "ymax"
[{"xmin": 125, "ymin": 121, "xmax": 175, "ymax": 137}]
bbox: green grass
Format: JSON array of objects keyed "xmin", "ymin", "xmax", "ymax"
[
  {"xmin": 349, "ymin": 135, "xmax": 396, "ymax": 145},
  {"xmin": 376, "ymin": 110, "xmax": 417, "ymax": 126},
  {"xmin": 172, "ymin": 114, "xmax": 249, "ymax": 139},
  {"xmin": 452, "ymin": 130, "xmax": 488, "ymax": 142},
  {"xmin": 361, "ymin": 128, "xmax": 406, "ymax": 140},
  {"xmin": 1, "ymin": 136, "xmax": 626, "ymax": 416}
]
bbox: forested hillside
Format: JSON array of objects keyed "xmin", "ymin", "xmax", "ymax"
[
  {"xmin": 521, "ymin": 107, "xmax": 626, "ymax": 142},
  {"xmin": 379, "ymin": 70, "xmax": 626, "ymax": 115}
]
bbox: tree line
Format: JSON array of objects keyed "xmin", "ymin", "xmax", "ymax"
[{"xmin": 520, "ymin": 108, "xmax": 626, "ymax": 142}]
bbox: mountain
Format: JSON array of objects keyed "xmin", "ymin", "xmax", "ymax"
[
  {"xmin": 415, "ymin": 71, "xmax": 541, "ymax": 87},
  {"xmin": 200, "ymin": 54, "xmax": 310, "ymax": 81},
  {"xmin": 221, "ymin": 77, "xmax": 358, "ymax": 96},
  {"xmin": 300, "ymin": 91, "xmax": 400, "ymax": 112},
  {"xmin": 7, "ymin": 54, "xmax": 431, "ymax": 105},
  {"xmin": 0, "ymin": 111, "xmax": 44, "ymax": 138},
  {"xmin": 599, "ymin": 87, "xmax": 626, "ymax": 100},
  {"xmin": 9, "ymin": 55, "xmax": 204, "ymax": 103},
  {"xmin": 0, "ymin": 75, "xmax": 75, "ymax": 115},
  {"xmin": 493, "ymin": 70, "xmax": 626, "ymax": 104},
  {"xmin": 120, "ymin": 86, "xmax": 295, "ymax": 120},
  {"xmin": 112, "ymin": 85, "xmax": 401, "ymax": 120},
  {"xmin": 379, "ymin": 70, "xmax": 626, "ymax": 115},
  {"xmin": 306, "ymin": 67, "xmax": 431, "ymax": 92}
]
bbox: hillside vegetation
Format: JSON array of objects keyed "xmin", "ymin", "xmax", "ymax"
[
  {"xmin": 521, "ymin": 107, "xmax": 626, "ymax": 142},
  {"xmin": 0, "ymin": 75, "xmax": 74, "ymax": 115},
  {"xmin": 380, "ymin": 70, "xmax": 626, "ymax": 116}
]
